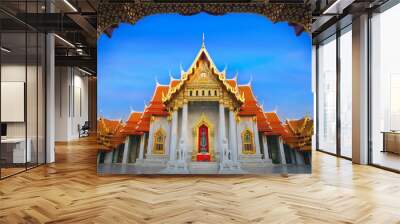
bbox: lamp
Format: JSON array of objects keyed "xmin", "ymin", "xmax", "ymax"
[
  {"xmin": 1, "ymin": 47, "xmax": 11, "ymax": 53},
  {"xmin": 54, "ymin": 34, "xmax": 75, "ymax": 48},
  {"xmin": 63, "ymin": 0, "xmax": 78, "ymax": 12},
  {"xmin": 78, "ymin": 67, "xmax": 93, "ymax": 76}
]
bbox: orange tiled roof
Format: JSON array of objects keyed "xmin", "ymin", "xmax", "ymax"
[
  {"xmin": 120, "ymin": 112, "xmax": 142, "ymax": 135},
  {"xmin": 97, "ymin": 118, "xmax": 125, "ymax": 152},
  {"xmin": 170, "ymin": 80, "xmax": 180, "ymax": 88},
  {"xmin": 264, "ymin": 112, "xmax": 288, "ymax": 136},
  {"xmin": 135, "ymin": 113, "xmax": 150, "ymax": 133},
  {"xmin": 226, "ymin": 79, "xmax": 237, "ymax": 89},
  {"xmin": 134, "ymin": 85, "xmax": 170, "ymax": 133},
  {"xmin": 237, "ymin": 85, "xmax": 273, "ymax": 133},
  {"xmin": 283, "ymin": 117, "xmax": 313, "ymax": 152},
  {"xmin": 146, "ymin": 85, "xmax": 169, "ymax": 115},
  {"xmin": 98, "ymin": 118, "xmax": 123, "ymax": 135},
  {"xmin": 286, "ymin": 117, "xmax": 313, "ymax": 136},
  {"xmin": 256, "ymin": 112, "xmax": 272, "ymax": 133},
  {"xmin": 237, "ymin": 85, "xmax": 258, "ymax": 115}
]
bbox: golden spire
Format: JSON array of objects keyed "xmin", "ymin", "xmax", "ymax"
[{"xmin": 202, "ymin": 32, "xmax": 205, "ymax": 48}]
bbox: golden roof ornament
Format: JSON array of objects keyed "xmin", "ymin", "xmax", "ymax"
[
  {"xmin": 180, "ymin": 63, "xmax": 185, "ymax": 77},
  {"xmin": 222, "ymin": 65, "xmax": 227, "ymax": 75},
  {"xmin": 247, "ymin": 75, "xmax": 253, "ymax": 86},
  {"xmin": 202, "ymin": 32, "xmax": 205, "ymax": 49}
]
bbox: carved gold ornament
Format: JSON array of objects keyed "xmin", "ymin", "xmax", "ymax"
[{"xmin": 98, "ymin": 1, "xmax": 311, "ymax": 38}]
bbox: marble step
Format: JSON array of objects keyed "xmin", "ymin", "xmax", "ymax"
[{"xmin": 189, "ymin": 162, "xmax": 219, "ymax": 174}]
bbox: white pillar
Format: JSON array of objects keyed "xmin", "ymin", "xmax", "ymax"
[
  {"xmin": 146, "ymin": 119, "xmax": 155, "ymax": 158},
  {"xmin": 180, "ymin": 104, "xmax": 188, "ymax": 155},
  {"xmin": 46, "ymin": 22, "xmax": 55, "ymax": 163},
  {"xmin": 112, "ymin": 148, "xmax": 119, "ymax": 163},
  {"xmin": 312, "ymin": 45, "xmax": 317, "ymax": 151},
  {"xmin": 169, "ymin": 110, "xmax": 178, "ymax": 161},
  {"xmin": 278, "ymin": 136, "xmax": 287, "ymax": 164},
  {"xmin": 290, "ymin": 149, "xmax": 297, "ymax": 164},
  {"xmin": 97, "ymin": 152, "xmax": 101, "ymax": 164},
  {"xmin": 228, "ymin": 109, "xmax": 237, "ymax": 162},
  {"xmin": 219, "ymin": 103, "xmax": 227, "ymax": 157},
  {"xmin": 138, "ymin": 134, "xmax": 145, "ymax": 160},
  {"xmin": 352, "ymin": 14, "xmax": 369, "ymax": 165},
  {"xmin": 295, "ymin": 151, "xmax": 305, "ymax": 165},
  {"xmin": 122, "ymin": 137, "xmax": 130, "ymax": 164},
  {"xmin": 236, "ymin": 120, "xmax": 242, "ymax": 157},
  {"xmin": 104, "ymin": 151, "xmax": 113, "ymax": 164},
  {"xmin": 252, "ymin": 118, "xmax": 261, "ymax": 155},
  {"xmin": 262, "ymin": 135, "xmax": 272, "ymax": 162}
]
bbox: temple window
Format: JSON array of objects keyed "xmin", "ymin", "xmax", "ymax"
[
  {"xmin": 196, "ymin": 90, "xmax": 199, "ymax": 96},
  {"xmin": 202, "ymin": 90, "xmax": 205, "ymax": 96},
  {"xmin": 190, "ymin": 90, "xmax": 192, "ymax": 96},
  {"xmin": 215, "ymin": 90, "xmax": 218, "ymax": 96},
  {"xmin": 208, "ymin": 90, "xmax": 211, "ymax": 96},
  {"xmin": 153, "ymin": 128, "xmax": 166, "ymax": 154},
  {"xmin": 242, "ymin": 129, "xmax": 255, "ymax": 154}
]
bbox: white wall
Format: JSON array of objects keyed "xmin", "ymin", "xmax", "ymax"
[
  {"xmin": 54, "ymin": 67, "xmax": 89, "ymax": 141},
  {"xmin": 1, "ymin": 65, "xmax": 27, "ymax": 142},
  {"xmin": 1, "ymin": 65, "xmax": 41, "ymax": 138},
  {"xmin": 1, "ymin": 66, "xmax": 26, "ymax": 136},
  {"xmin": 55, "ymin": 67, "xmax": 69, "ymax": 141},
  {"xmin": 147, "ymin": 116, "xmax": 171, "ymax": 157},
  {"xmin": 1, "ymin": 63, "xmax": 46, "ymax": 163},
  {"xmin": 72, "ymin": 72, "xmax": 89, "ymax": 138}
]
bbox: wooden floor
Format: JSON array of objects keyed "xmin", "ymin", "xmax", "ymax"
[
  {"xmin": 0, "ymin": 137, "xmax": 400, "ymax": 224},
  {"xmin": 1, "ymin": 167, "xmax": 26, "ymax": 178},
  {"xmin": 372, "ymin": 150, "xmax": 400, "ymax": 171}
]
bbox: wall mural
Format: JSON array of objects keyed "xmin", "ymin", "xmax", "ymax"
[{"xmin": 97, "ymin": 2, "xmax": 313, "ymax": 175}]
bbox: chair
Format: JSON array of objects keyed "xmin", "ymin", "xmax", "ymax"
[{"xmin": 79, "ymin": 121, "xmax": 90, "ymax": 138}]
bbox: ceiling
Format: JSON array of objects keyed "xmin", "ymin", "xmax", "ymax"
[
  {"xmin": 0, "ymin": 0, "xmax": 97, "ymax": 75},
  {"xmin": 311, "ymin": 0, "xmax": 391, "ymax": 41}
]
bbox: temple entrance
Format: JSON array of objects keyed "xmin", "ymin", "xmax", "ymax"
[
  {"xmin": 192, "ymin": 112, "xmax": 215, "ymax": 162},
  {"xmin": 197, "ymin": 124, "xmax": 211, "ymax": 161}
]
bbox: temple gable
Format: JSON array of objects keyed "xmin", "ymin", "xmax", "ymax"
[{"xmin": 163, "ymin": 47, "xmax": 244, "ymax": 111}]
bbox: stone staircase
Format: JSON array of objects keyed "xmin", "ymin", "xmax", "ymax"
[{"xmin": 189, "ymin": 162, "xmax": 219, "ymax": 174}]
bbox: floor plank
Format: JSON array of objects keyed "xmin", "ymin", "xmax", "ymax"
[{"xmin": 0, "ymin": 137, "xmax": 399, "ymax": 224}]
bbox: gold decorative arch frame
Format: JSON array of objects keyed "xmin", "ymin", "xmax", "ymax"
[
  {"xmin": 152, "ymin": 127, "xmax": 166, "ymax": 155},
  {"xmin": 192, "ymin": 113, "xmax": 214, "ymax": 161},
  {"xmin": 97, "ymin": 0, "xmax": 312, "ymax": 38},
  {"xmin": 241, "ymin": 128, "xmax": 256, "ymax": 154}
]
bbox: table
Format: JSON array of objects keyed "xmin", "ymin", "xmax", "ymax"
[
  {"xmin": 382, "ymin": 131, "xmax": 400, "ymax": 154},
  {"xmin": 1, "ymin": 138, "xmax": 32, "ymax": 163}
]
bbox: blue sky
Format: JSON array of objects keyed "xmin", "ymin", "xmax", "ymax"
[{"xmin": 98, "ymin": 13, "xmax": 312, "ymax": 121}]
